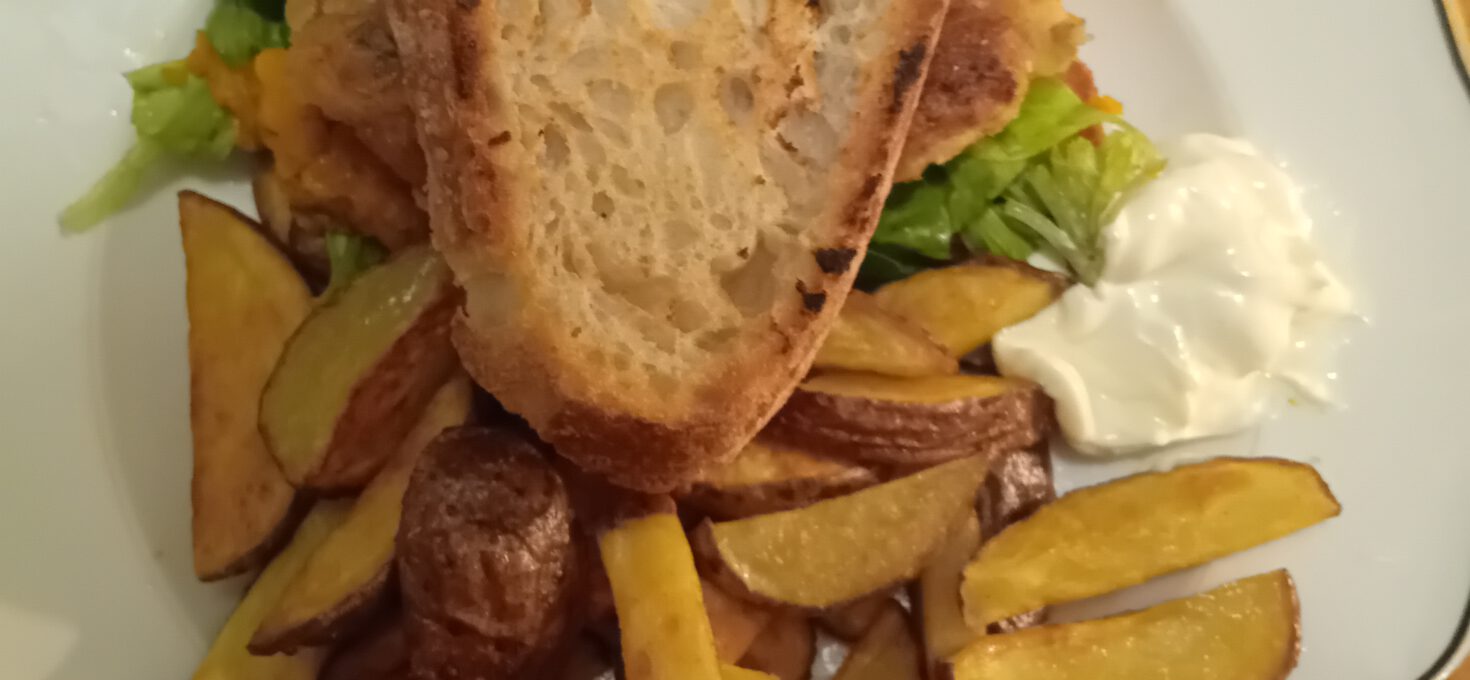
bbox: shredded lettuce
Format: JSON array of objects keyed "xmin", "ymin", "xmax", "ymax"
[
  {"xmin": 60, "ymin": 61, "xmax": 236, "ymax": 232},
  {"xmin": 322, "ymin": 231, "xmax": 388, "ymax": 300},
  {"xmin": 999, "ymin": 130, "xmax": 1165, "ymax": 282},
  {"xmin": 205, "ymin": 0, "xmax": 291, "ymax": 68},
  {"xmin": 863, "ymin": 77, "xmax": 1163, "ymax": 287}
]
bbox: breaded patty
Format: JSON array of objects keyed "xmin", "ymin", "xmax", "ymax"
[{"xmin": 896, "ymin": 0, "xmax": 1085, "ymax": 181}]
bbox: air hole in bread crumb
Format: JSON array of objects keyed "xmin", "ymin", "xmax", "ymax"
[
  {"xmin": 720, "ymin": 76, "xmax": 755, "ymax": 125},
  {"xmin": 671, "ymin": 298, "xmax": 709, "ymax": 332},
  {"xmin": 711, "ymin": 214, "xmax": 734, "ymax": 231},
  {"xmin": 592, "ymin": 191, "xmax": 615, "ymax": 217},
  {"xmin": 588, "ymin": 79, "xmax": 633, "ymax": 117},
  {"xmin": 664, "ymin": 219, "xmax": 697, "ymax": 248},
  {"xmin": 720, "ymin": 236, "xmax": 779, "ymax": 317},
  {"xmin": 655, "ymin": 83, "xmax": 694, "ymax": 133},
  {"xmin": 542, "ymin": 125, "xmax": 569, "ymax": 167},
  {"xmin": 612, "ymin": 165, "xmax": 643, "ymax": 196},
  {"xmin": 833, "ymin": 25, "xmax": 852, "ymax": 44},
  {"xmin": 551, "ymin": 103, "xmax": 593, "ymax": 132},
  {"xmin": 669, "ymin": 41, "xmax": 701, "ymax": 69},
  {"xmin": 698, "ymin": 326, "xmax": 738, "ymax": 351}
]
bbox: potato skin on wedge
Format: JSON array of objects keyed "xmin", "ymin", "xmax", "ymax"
[
  {"xmin": 962, "ymin": 458, "xmax": 1339, "ymax": 627},
  {"xmin": 766, "ymin": 373, "xmax": 1051, "ymax": 466},
  {"xmin": 945, "ymin": 571, "xmax": 1302, "ymax": 680},
  {"xmin": 681, "ymin": 440, "xmax": 880, "ymax": 519},
  {"xmin": 180, "ymin": 191, "xmax": 311, "ymax": 582},
  {"xmin": 260, "ymin": 244, "xmax": 460, "ymax": 492},
  {"xmin": 249, "ymin": 376, "xmax": 474, "ymax": 654},
  {"xmin": 397, "ymin": 427, "xmax": 581, "ymax": 680}
]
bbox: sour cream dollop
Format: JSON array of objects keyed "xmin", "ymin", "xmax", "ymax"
[{"xmin": 993, "ymin": 134, "xmax": 1353, "ymax": 456}]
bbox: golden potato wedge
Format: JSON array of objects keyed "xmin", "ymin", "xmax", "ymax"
[
  {"xmin": 738, "ymin": 614, "xmax": 815, "ymax": 680},
  {"xmin": 723, "ymin": 665, "xmax": 779, "ymax": 680},
  {"xmin": 260, "ymin": 244, "xmax": 460, "ymax": 491},
  {"xmin": 874, "ymin": 262, "xmax": 1062, "ymax": 357},
  {"xmin": 765, "ymin": 373, "xmax": 1051, "ymax": 466},
  {"xmin": 682, "ymin": 440, "xmax": 880, "ymax": 519},
  {"xmin": 600, "ymin": 513, "xmax": 724, "ymax": 680},
  {"xmin": 250, "ymin": 376, "xmax": 474, "ymax": 653},
  {"xmin": 832, "ymin": 603, "xmax": 923, "ymax": 680},
  {"xmin": 180, "ymin": 191, "xmax": 312, "ymax": 582},
  {"xmin": 817, "ymin": 593, "xmax": 895, "ymax": 641},
  {"xmin": 815, "ymin": 292, "xmax": 959, "ymax": 377},
  {"xmin": 914, "ymin": 511, "xmax": 981, "ymax": 674},
  {"xmin": 700, "ymin": 455, "xmax": 988, "ymax": 608},
  {"xmin": 963, "ymin": 458, "xmax": 1340, "ymax": 627},
  {"xmin": 704, "ymin": 579, "xmax": 776, "ymax": 663},
  {"xmin": 398, "ymin": 427, "xmax": 581, "ymax": 680},
  {"xmin": 192, "ymin": 501, "xmax": 352, "ymax": 680},
  {"xmin": 946, "ymin": 571, "xmax": 1302, "ymax": 680},
  {"xmin": 319, "ymin": 614, "xmax": 409, "ymax": 680}
]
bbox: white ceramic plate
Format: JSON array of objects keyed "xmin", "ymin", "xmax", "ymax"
[{"xmin": 3, "ymin": 1, "xmax": 1468, "ymax": 678}]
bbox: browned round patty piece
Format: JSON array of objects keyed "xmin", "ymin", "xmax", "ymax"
[{"xmin": 397, "ymin": 426, "xmax": 580, "ymax": 680}]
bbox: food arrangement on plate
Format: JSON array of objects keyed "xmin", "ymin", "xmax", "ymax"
[{"xmin": 65, "ymin": 0, "xmax": 1357, "ymax": 677}]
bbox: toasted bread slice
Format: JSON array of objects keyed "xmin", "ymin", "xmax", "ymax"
[
  {"xmin": 390, "ymin": 0, "xmax": 950, "ymax": 490},
  {"xmin": 896, "ymin": 0, "xmax": 1084, "ymax": 181}
]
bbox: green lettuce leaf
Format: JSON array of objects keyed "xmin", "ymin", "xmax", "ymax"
[
  {"xmin": 60, "ymin": 61, "xmax": 237, "ymax": 232},
  {"xmin": 862, "ymin": 76, "xmax": 1163, "ymax": 286},
  {"xmin": 322, "ymin": 231, "xmax": 388, "ymax": 300},
  {"xmin": 1001, "ymin": 128, "xmax": 1165, "ymax": 284},
  {"xmin": 206, "ymin": 0, "xmax": 291, "ymax": 67},
  {"xmin": 866, "ymin": 78, "xmax": 1110, "ymax": 277}
]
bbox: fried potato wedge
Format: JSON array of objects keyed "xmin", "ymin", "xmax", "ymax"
[
  {"xmin": 260, "ymin": 244, "xmax": 460, "ymax": 491},
  {"xmin": 701, "ymin": 455, "xmax": 988, "ymax": 608},
  {"xmin": 738, "ymin": 614, "xmax": 815, "ymax": 680},
  {"xmin": 815, "ymin": 292, "xmax": 959, "ymax": 377},
  {"xmin": 705, "ymin": 579, "xmax": 776, "ymax": 663},
  {"xmin": 181, "ymin": 191, "xmax": 312, "ymax": 582},
  {"xmin": 766, "ymin": 373, "xmax": 1050, "ymax": 466},
  {"xmin": 817, "ymin": 592, "xmax": 895, "ymax": 640},
  {"xmin": 601, "ymin": 513, "xmax": 724, "ymax": 680},
  {"xmin": 833, "ymin": 603, "xmax": 923, "ymax": 680},
  {"xmin": 915, "ymin": 511, "xmax": 982, "ymax": 673},
  {"xmin": 250, "ymin": 376, "xmax": 473, "ymax": 653},
  {"xmin": 963, "ymin": 458, "xmax": 1339, "ymax": 627},
  {"xmin": 947, "ymin": 571, "xmax": 1302, "ymax": 680},
  {"xmin": 398, "ymin": 427, "xmax": 580, "ymax": 680},
  {"xmin": 682, "ymin": 440, "xmax": 880, "ymax": 519},
  {"xmin": 192, "ymin": 501, "xmax": 351, "ymax": 680},
  {"xmin": 319, "ymin": 614, "xmax": 409, "ymax": 680},
  {"xmin": 874, "ymin": 263, "xmax": 1062, "ymax": 357}
]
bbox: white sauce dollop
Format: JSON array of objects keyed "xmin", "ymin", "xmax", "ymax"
[{"xmin": 993, "ymin": 134, "xmax": 1353, "ymax": 456}]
